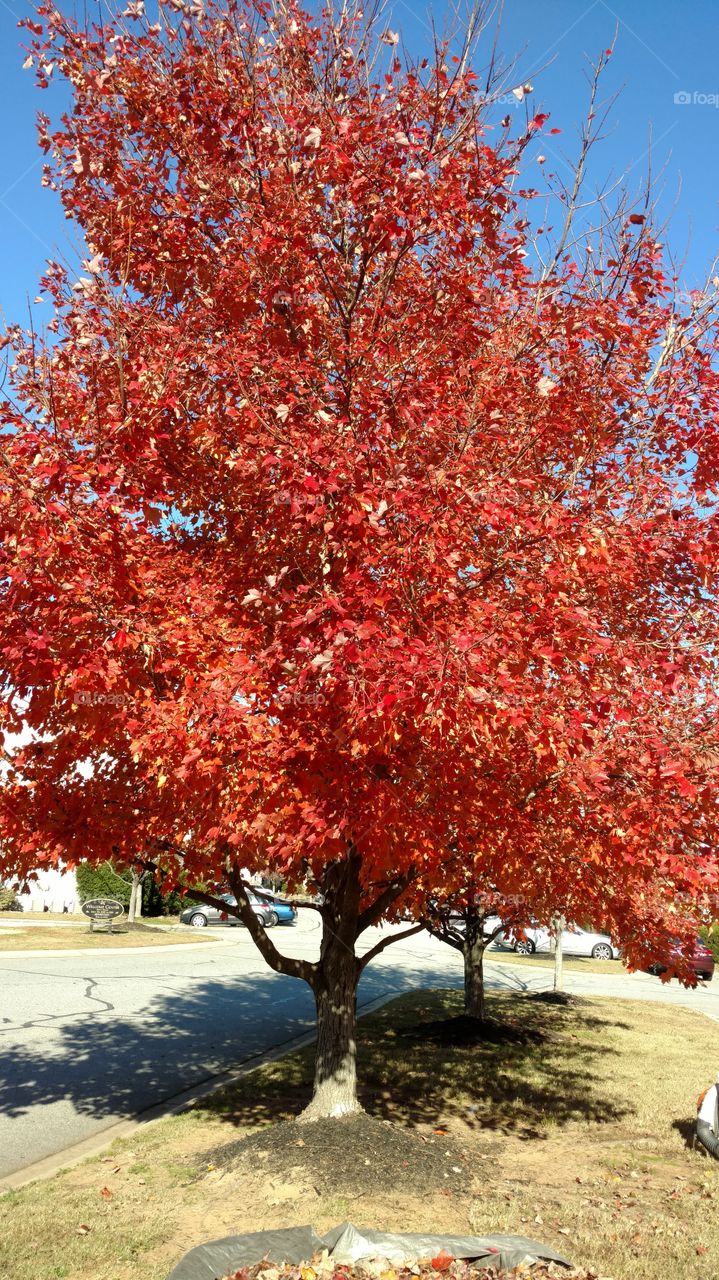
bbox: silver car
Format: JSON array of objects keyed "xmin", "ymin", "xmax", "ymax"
[
  {"xmin": 499, "ymin": 921, "xmax": 618, "ymax": 960},
  {"xmin": 180, "ymin": 892, "xmax": 273, "ymax": 929}
]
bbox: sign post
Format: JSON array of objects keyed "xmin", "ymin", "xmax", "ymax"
[{"xmin": 81, "ymin": 898, "xmax": 125, "ymax": 933}]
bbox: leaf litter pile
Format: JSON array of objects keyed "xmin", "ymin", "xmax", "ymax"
[{"xmin": 220, "ymin": 1255, "xmax": 599, "ymax": 1280}]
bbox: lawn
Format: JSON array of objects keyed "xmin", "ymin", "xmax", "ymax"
[
  {"xmin": 2, "ymin": 989, "xmax": 718, "ymax": 1280},
  {"xmin": 0, "ymin": 911, "xmax": 181, "ymax": 924},
  {"xmin": 485, "ymin": 948, "xmax": 631, "ymax": 976},
  {"xmin": 0, "ymin": 924, "xmax": 210, "ymax": 950},
  {"xmin": 0, "ymin": 911, "xmax": 85, "ymax": 922}
]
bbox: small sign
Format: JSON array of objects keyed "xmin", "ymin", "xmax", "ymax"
[{"xmin": 81, "ymin": 898, "xmax": 124, "ymax": 924}]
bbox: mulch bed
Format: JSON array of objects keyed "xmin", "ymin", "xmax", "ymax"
[
  {"xmin": 529, "ymin": 993, "xmax": 589, "ymax": 1008},
  {"xmin": 398, "ymin": 1015, "xmax": 544, "ymax": 1047},
  {"xmin": 200, "ymin": 1113, "xmax": 474, "ymax": 1197}
]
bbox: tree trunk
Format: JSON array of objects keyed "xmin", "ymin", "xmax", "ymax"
[
  {"xmin": 298, "ymin": 849, "xmax": 363, "ymax": 1121},
  {"xmin": 463, "ymin": 934, "xmax": 487, "ymax": 1021},
  {"xmin": 221, "ymin": 847, "xmax": 413, "ymax": 1122},
  {"xmin": 300, "ymin": 946, "xmax": 361, "ymax": 1121},
  {"xmin": 553, "ymin": 913, "xmax": 565, "ymax": 992},
  {"xmin": 127, "ymin": 871, "xmax": 143, "ymax": 924}
]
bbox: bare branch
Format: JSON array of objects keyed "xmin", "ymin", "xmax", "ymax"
[
  {"xmin": 226, "ymin": 868, "xmax": 316, "ymax": 982},
  {"xmin": 358, "ymin": 922, "xmax": 425, "ymax": 970},
  {"xmin": 357, "ymin": 868, "xmax": 416, "ymax": 935}
]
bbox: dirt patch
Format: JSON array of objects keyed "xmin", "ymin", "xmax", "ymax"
[{"xmin": 199, "ymin": 1114, "xmax": 475, "ymax": 1199}]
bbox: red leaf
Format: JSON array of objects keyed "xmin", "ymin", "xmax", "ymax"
[{"xmin": 431, "ymin": 1254, "xmax": 454, "ymax": 1271}]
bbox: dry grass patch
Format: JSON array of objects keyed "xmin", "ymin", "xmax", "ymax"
[
  {"xmin": 2, "ymin": 990, "xmax": 719, "ymax": 1280},
  {"xmin": 485, "ymin": 949, "xmax": 626, "ymax": 976},
  {"xmin": 0, "ymin": 912, "xmax": 182, "ymax": 924},
  {"xmin": 0, "ymin": 911, "xmax": 86, "ymax": 922},
  {"xmin": 0, "ymin": 924, "xmax": 209, "ymax": 950}
]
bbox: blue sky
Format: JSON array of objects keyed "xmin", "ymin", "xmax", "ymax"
[{"xmin": 1, "ymin": 0, "xmax": 718, "ymax": 325}]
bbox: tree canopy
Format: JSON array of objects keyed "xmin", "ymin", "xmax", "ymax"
[{"xmin": 2, "ymin": 0, "xmax": 719, "ymax": 1110}]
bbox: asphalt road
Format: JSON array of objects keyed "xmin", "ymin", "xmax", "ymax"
[{"xmin": 2, "ymin": 918, "xmax": 719, "ymax": 1182}]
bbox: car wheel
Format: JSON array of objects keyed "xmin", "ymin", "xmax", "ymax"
[
  {"xmin": 702, "ymin": 971, "xmax": 714, "ymax": 982},
  {"xmin": 189, "ymin": 912, "xmax": 208, "ymax": 928},
  {"xmin": 514, "ymin": 939, "xmax": 535, "ymax": 955},
  {"xmin": 592, "ymin": 943, "xmax": 613, "ymax": 960},
  {"xmin": 264, "ymin": 910, "xmax": 279, "ymax": 928}
]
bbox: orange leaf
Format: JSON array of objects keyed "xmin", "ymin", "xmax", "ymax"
[{"xmin": 431, "ymin": 1254, "xmax": 453, "ymax": 1271}]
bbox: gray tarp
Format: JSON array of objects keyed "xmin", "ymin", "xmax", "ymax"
[{"xmin": 166, "ymin": 1222, "xmax": 572, "ymax": 1280}]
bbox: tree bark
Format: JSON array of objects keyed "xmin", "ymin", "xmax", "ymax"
[
  {"xmin": 463, "ymin": 933, "xmax": 486, "ymax": 1021},
  {"xmin": 299, "ymin": 846, "xmax": 364, "ymax": 1121},
  {"xmin": 181, "ymin": 846, "xmax": 413, "ymax": 1121},
  {"xmin": 127, "ymin": 875, "xmax": 138, "ymax": 924},
  {"xmin": 127, "ymin": 870, "xmax": 144, "ymax": 924},
  {"xmin": 423, "ymin": 900, "xmax": 491, "ymax": 1022},
  {"xmin": 553, "ymin": 913, "xmax": 565, "ymax": 992},
  {"xmin": 301, "ymin": 942, "xmax": 362, "ymax": 1120}
]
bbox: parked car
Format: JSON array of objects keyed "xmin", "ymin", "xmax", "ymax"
[
  {"xmin": 180, "ymin": 891, "xmax": 297, "ymax": 929},
  {"xmin": 646, "ymin": 937, "xmax": 715, "ymax": 982},
  {"xmin": 251, "ymin": 890, "xmax": 298, "ymax": 927},
  {"xmin": 499, "ymin": 921, "xmax": 619, "ymax": 960},
  {"xmin": 443, "ymin": 912, "xmax": 503, "ymax": 939}
]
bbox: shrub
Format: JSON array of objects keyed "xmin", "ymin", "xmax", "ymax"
[
  {"xmin": 76, "ymin": 861, "xmax": 132, "ymax": 906},
  {"xmin": 0, "ymin": 883, "xmax": 23, "ymax": 912},
  {"xmin": 75, "ymin": 861, "xmax": 182, "ymax": 916},
  {"xmin": 699, "ymin": 923, "xmax": 719, "ymax": 963}
]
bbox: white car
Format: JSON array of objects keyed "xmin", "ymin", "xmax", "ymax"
[{"xmin": 499, "ymin": 921, "xmax": 618, "ymax": 960}]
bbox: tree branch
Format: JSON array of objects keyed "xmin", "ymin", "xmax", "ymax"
[
  {"xmin": 140, "ymin": 858, "xmax": 316, "ymax": 983},
  {"xmin": 423, "ymin": 919, "xmax": 466, "ymax": 952},
  {"xmin": 226, "ymin": 868, "xmax": 317, "ymax": 983},
  {"xmin": 358, "ymin": 922, "xmax": 425, "ymax": 970},
  {"xmin": 357, "ymin": 868, "xmax": 416, "ymax": 935}
]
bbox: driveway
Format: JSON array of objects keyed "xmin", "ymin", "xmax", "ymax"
[{"xmin": 1, "ymin": 919, "xmax": 716, "ymax": 1182}]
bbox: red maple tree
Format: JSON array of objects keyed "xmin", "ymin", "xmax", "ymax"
[{"xmin": 2, "ymin": 1, "xmax": 719, "ymax": 1117}]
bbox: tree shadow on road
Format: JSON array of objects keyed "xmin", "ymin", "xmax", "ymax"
[
  {"xmin": 0, "ymin": 958, "xmax": 465, "ymax": 1127},
  {"xmin": 0, "ymin": 963, "xmax": 631, "ymax": 1164}
]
